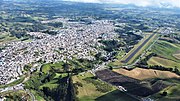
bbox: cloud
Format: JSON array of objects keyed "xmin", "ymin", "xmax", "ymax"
[{"xmin": 63, "ymin": 0, "xmax": 180, "ymax": 8}]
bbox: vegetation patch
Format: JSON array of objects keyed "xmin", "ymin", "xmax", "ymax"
[
  {"xmin": 0, "ymin": 90, "xmax": 31, "ymax": 101},
  {"xmin": 148, "ymin": 56, "xmax": 180, "ymax": 68},
  {"xmin": 173, "ymin": 50, "xmax": 180, "ymax": 60},
  {"xmin": 151, "ymin": 78, "xmax": 180, "ymax": 101},
  {"xmin": 41, "ymin": 61, "xmax": 64, "ymax": 74},
  {"xmin": 151, "ymin": 40, "xmax": 180, "ymax": 62},
  {"xmin": 0, "ymin": 76, "xmax": 25, "ymax": 88},
  {"xmin": 72, "ymin": 72, "xmax": 136, "ymax": 101}
]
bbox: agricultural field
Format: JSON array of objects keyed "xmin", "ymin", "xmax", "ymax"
[
  {"xmin": 113, "ymin": 68, "xmax": 180, "ymax": 80},
  {"xmin": 96, "ymin": 69, "xmax": 172, "ymax": 97},
  {"xmin": 150, "ymin": 40, "xmax": 180, "ymax": 62},
  {"xmin": 148, "ymin": 57, "xmax": 180, "ymax": 68},
  {"xmin": 72, "ymin": 72, "xmax": 137, "ymax": 101},
  {"xmin": 146, "ymin": 40, "xmax": 180, "ymax": 70}
]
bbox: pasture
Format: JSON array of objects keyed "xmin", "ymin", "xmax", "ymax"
[{"xmin": 148, "ymin": 56, "xmax": 180, "ymax": 68}]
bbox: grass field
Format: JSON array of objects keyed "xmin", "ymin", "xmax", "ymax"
[
  {"xmin": 151, "ymin": 78, "xmax": 180, "ymax": 101},
  {"xmin": 72, "ymin": 72, "xmax": 105, "ymax": 100},
  {"xmin": 72, "ymin": 72, "xmax": 138, "ymax": 101},
  {"xmin": 122, "ymin": 33, "xmax": 158, "ymax": 65},
  {"xmin": 151, "ymin": 40, "xmax": 180, "ymax": 62},
  {"xmin": 41, "ymin": 61, "xmax": 64, "ymax": 73},
  {"xmin": 0, "ymin": 33, "xmax": 18, "ymax": 44},
  {"xmin": 148, "ymin": 56, "xmax": 180, "ymax": 68},
  {"xmin": 113, "ymin": 68, "xmax": 180, "ymax": 80}
]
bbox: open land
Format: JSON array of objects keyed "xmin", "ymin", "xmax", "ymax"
[{"xmin": 113, "ymin": 68, "xmax": 180, "ymax": 80}]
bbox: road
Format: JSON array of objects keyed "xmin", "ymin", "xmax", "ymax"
[{"xmin": 122, "ymin": 33, "xmax": 156, "ymax": 63}]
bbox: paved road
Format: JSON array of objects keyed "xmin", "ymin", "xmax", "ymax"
[{"xmin": 122, "ymin": 33, "xmax": 156, "ymax": 63}]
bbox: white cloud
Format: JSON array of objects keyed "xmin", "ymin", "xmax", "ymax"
[{"xmin": 63, "ymin": 0, "xmax": 180, "ymax": 8}]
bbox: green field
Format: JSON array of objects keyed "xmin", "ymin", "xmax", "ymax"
[
  {"xmin": 151, "ymin": 78, "xmax": 180, "ymax": 101},
  {"xmin": 41, "ymin": 61, "xmax": 64, "ymax": 73},
  {"xmin": 151, "ymin": 40, "xmax": 180, "ymax": 62},
  {"xmin": 72, "ymin": 72, "xmax": 138, "ymax": 101},
  {"xmin": 147, "ymin": 40, "xmax": 180, "ymax": 70},
  {"xmin": 173, "ymin": 50, "xmax": 180, "ymax": 60},
  {"xmin": 0, "ymin": 33, "xmax": 18, "ymax": 44},
  {"xmin": 148, "ymin": 56, "xmax": 180, "ymax": 68}
]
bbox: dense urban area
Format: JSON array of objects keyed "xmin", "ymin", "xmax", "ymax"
[{"xmin": 0, "ymin": 0, "xmax": 180, "ymax": 101}]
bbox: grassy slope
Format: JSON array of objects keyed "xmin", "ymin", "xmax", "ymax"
[
  {"xmin": 148, "ymin": 57, "xmax": 180, "ymax": 68},
  {"xmin": 72, "ymin": 72, "xmax": 138, "ymax": 101},
  {"xmin": 151, "ymin": 40, "xmax": 180, "ymax": 62},
  {"xmin": 0, "ymin": 90, "xmax": 32, "ymax": 100},
  {"xmin": 151, "ymin": 78, "xmax": 180, "ymax": 101},
  {"xmin": 72, "ymin": 72, "xmax": 105, "ymax": 101},
  {"xmin": 0, "ymin": 33, "xmax": 18, "ymax": 44},
  {"xmin": 41, "ymin": 61, "xmax": 64, "ymax": 73},
  {"xmin": 173, "ymin": 50, "xmax": 180, "ymax": 59},
  {"xmin": 39, "ymin": 73, "xmax": 68, "ymax": 90}
]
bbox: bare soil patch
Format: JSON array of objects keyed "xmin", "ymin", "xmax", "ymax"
[{"xmin": 113, "ymin": 68, "xmax": 180, "ymax": 80}]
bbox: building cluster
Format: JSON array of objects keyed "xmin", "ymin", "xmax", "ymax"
[{"xmin": 0, "ymin": 18, "xmax": 118, "ymax": 84}]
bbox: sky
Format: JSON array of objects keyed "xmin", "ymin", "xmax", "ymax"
[{"xmin": 63, "ymin": 0, "xmax": 180, "ymax": 8}]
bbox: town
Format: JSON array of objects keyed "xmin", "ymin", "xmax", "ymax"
[
  {"xmin": 0, "ymin": 18, "xmax": 117, "ymax": 85},
  {"xmin": 0, "ymin": 0, "xmax": 180, "ymax": 101}
]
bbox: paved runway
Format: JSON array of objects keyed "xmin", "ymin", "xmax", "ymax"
[{"xmin": 123, "ymin": 33, "xmax": 156, "ymax": 63}]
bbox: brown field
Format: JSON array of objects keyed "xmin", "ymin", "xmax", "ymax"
[{"xmin": 113, "ymin": 68, "xmax": 180, "ymax": 80}]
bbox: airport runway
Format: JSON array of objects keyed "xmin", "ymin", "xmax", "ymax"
[{"xmin": 123, "ymin": 33, "xmax": 156, "ymax": 63}]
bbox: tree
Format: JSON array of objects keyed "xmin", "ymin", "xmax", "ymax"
[
  {"xmin": 161, "ymin": 91, "xmax": 167, "ymax": 96},
  {"xmin": 109, "ymin": 66, "xmax": 113, "ymax": 70}
]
